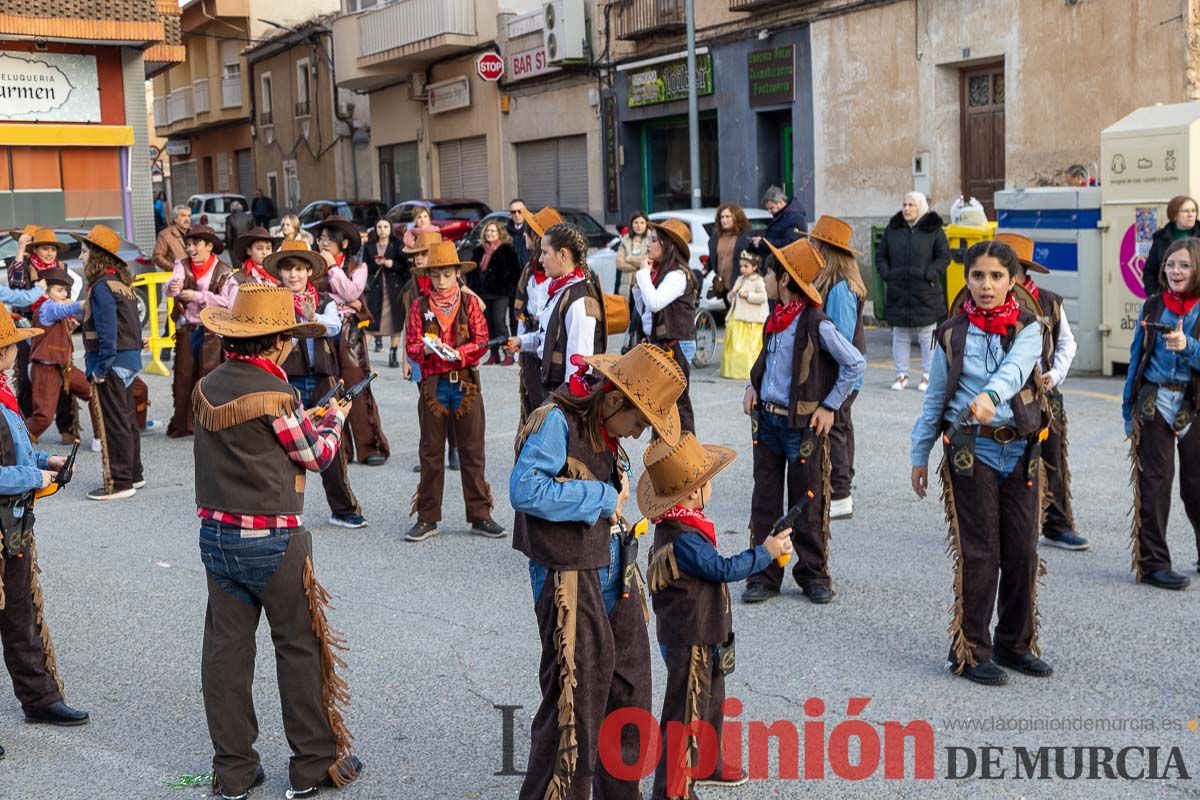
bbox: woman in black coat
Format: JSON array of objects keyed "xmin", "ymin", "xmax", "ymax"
[
  {"xmin": 364, "ymin": 218, "xmax": 409, "ymax": 368},
  {"xmin": 875, "ymin": 191, "xmax": 950, "ymax": 392},
  {"xmin": 468, "ymin": 219, "xmax": 522, "ymax": 365},
  {"xmin": 1143, "ymin": 195, "xmax": 1200, "ymax": 297}
]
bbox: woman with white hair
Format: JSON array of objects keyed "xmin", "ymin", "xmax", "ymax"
[{"xmin": 875, "ymin": 191, "xmax": 950, "ymax": 391}]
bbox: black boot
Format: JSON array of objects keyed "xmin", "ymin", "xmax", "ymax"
[
  {"xmin": 388, "ymin": 347, "xmax": 399, "ymax": 369},
  {"xmin": 448, "ymin": 447, "xmax": 460, "ymax": 471},
  {"xmin": 373, "ymin": 338, "xmax": 383, "ymax": 353}
]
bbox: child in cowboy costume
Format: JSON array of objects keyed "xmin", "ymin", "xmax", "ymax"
[
  {"xmin": 232, "ymin": 227, "xmax": 281, "ymax": 286},
  {"xmin": 742, "ymin": 238, "xmax": 865, "ymax": 606},
  {"xmin": 193, "ymin": 283, "xmax": 362, "ymax": 799},
  {"xmin": 995, "ymin": 233, "xmax": 1087, "ymax": 552},
  {"xmin": 510, "ymin": 343, "xmax": 685, "ymax": 800},
  {"xmin": 266, "ymin": 239, "xmax": 366, "ymax": 530},
  {"xmin": 510, "ymin": 207, "xmax": 560, "ymax": 424},
  {"xmin": 641, "ymin": 433, "xmax": 791, "ymax": 799},
  {"xmin": 403, "ymin": 242, "xmax": 503, "ymax": 542},
  {"xmin": 911, "ymin": 239, "xmax": 1053, "ymax": 686},
  {"xmin": 25, "ymin": 267, "xmax": 100, "ymax": 443}
]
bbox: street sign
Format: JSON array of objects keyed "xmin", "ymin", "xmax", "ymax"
[{"xmin": 477, "ymin": 52, "xmax": 504, "ymax": 82}]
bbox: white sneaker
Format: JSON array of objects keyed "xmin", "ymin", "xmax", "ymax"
[
  {"xmin": 918, "ymin": 375, "xmax": 930, "ymax": 392},
  {"xmin": 90, "ymin": 439, "xmax": 102, "ymax": 453},
  {"xmin": 132, "ymin": 479, "xmax": 146, "ymax": 489},
  {"xmin": 87, "ymin": 486, "xmax": 135, "ymax": 501},
  {"xmin": 143, "ymin": 419, "xmax": 163, "ymax": 431},
  {"xmin": 830, "ymin": 496, "xmax": 853, "ymax": 520},
  {"xmin": 890, "ymin": 375, "xmax": 908, "ymax": 391}
]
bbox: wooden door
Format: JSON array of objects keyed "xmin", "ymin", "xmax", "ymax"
[{"xmin": 960, "ymin": 64, "xmax": 1005, "ymax": 219}]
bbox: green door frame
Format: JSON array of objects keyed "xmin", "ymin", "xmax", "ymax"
[
  {"xmin": 782, "ymin": 123, "xmax": 794, "ymax": 199},
  {"xmin": 639, "ymin": 112, "xmax": 719, "ymax": 213}
]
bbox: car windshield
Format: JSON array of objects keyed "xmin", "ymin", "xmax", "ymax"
[
  {"xmin": 563, "ymin": 212, "xmax": 606, "ymax": 237},
  {"xmin": 189, "ymin": 198, "xmax": 203, "ymax": 214},
  {"xmin": 431, "ymin": 203, "xmax": 488, "ymax": 222}
]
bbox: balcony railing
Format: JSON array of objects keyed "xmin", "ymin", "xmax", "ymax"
[
  {"xmin": 152, "ymin": 96, "xmax": 167, "ymax": 128},
  {"xmin": 294, "ymin": 100, "xmax": 311, "ymax": 117},
  {"xmin": 221, "ymin": 76, "xmax": 242, "ymax": 108},
  {"xmin": 357, "ymin": 0, "xmax": 475, "ymax": 59},
  {"xmin": 192, "ymin": 79, "xmax": 210, "ymax": 114},
  {"xmin": 259, "ymin": 110, "xmax": 274, "ymax": 126},
  {"xmin": 166, "ymin": 87, "xmax": 193, "ymax": 123},
  {"xmin": 613, "ymin": 0, "xmax": 685, "ymax": 40},
  {"xmin": 730, "ymin": 0, "xmax": 796, "ymax": 9}
]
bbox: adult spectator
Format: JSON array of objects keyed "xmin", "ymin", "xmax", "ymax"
[
  {"xmin": 277, "ymin": 213, "xmax": 314, "ymax": 246},
  {"xmin": 468, "ymin": 219, "xmax": 521, "ymax": 365},
  {"xmin": 224, "ymin": 201, "xmax": 255, "ymax": 255},
  {"xmin": 251, "ymin": 188, "xmax": 276, "ymax": 228},
  {"xmin": 506, "ymin": 199, "xmax": 530, "ymax": 266},
  {"xmin": 364, "ymin": 218, "xmax": 408, "ymax": 368},
  {"xmin": 615, "ymin": 211, "xmax": 649, "ymax": 296},
  {"xmin": 1064, "ymin": 164, "xmax": 1090, "ymax": 188},
  {"xmin": 1143, "ymin": 195, "xmax": 1200, "ymax": 297},
  {"xmin": 153, "ymin": 204, "xmax": 191, "ymax": 271},
  {"xmin": 875, "ymin": 191, "xmax": 950, "ymax": 391},
  {"xmin": 751, "ymin": 185, "xmax": 807, "ymax": 255},
  {"xmin": 707, "ymin": 203, "xmax": 754, "ymax": 305},
  {"xmin": 154, "ymin": 192, "xmax": 167, "ymax": 232}
]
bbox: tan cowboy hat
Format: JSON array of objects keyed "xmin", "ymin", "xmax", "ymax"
[
  {"xmin": 201, "ymin": 283, "xmax": 327, "ymax": 339},
  {"xmin": 0, "ymin": 305, "xmax": 41, "ymax": 347},
  {"xmin": 413, "ymin": 241, "xmax": 477, "ymax": 274},
  {"xmin": 582, "ymin": 343, "xmax": 687, "ymax": 445},
  {"xmin": 637, "ymin": 433, "xmax": 737, "ymax": 520},
  {"xmin": 765, "ymin": 238, "xmax": 825, "ymax": 305},
  {"xmin": 403, "ymin": 229, "xmax": 444, "ymax": 255},
  {"xmin": 6, "ymin": 224, "xmax": 40, "ymax": 239},
  {"xmin": 525, "ymin": 207, "xmax": 565, "ymax": 239},
  {"xmin": 264, "ymin": 238, "xmax": 327, "ymax": 281},
  {"xmin": 649, "ymin": 217, "xmax": 692, "ymax": 263},
  {"xmin": 994, "ymin": 233, "xmax": 1050, "ymax": 274},
  {"xmin": 69, "ymin": 224, "xmax": 128, "ymax": 265},
  {"xmin": 232, "ymin": 227, "xmax": 281, "ymax": 266},
  {"xmin": 801, "ymin": 215, "xmax": 862, "ymax": 256},
  {"xmin": 28, "ymin": 228, "xmax": 69, "ymax": 255},
  {"xmin": 317, "ymin": 215, "xmax": 362, "ymax": 257},
  {"xmin": 184, "ymin": 224, "xmax": 225, "ymax": 255}
]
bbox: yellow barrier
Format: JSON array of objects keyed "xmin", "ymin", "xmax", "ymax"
[
  {"xmin": 131, "ymin": 271, "xmax": 176, "ymax": 377},
  {"xmin": 943, "ymin": 222, "xmax": 998, "ymax": 309}
]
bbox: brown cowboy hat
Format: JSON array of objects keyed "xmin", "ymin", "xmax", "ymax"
[
  {"xmin": 232, "ymin": 227, "xmax": 281, "ymax": 266},
  {"xmin": 38, "ymin": 268, "xmax": 72, "ymax": 289},
  {"xmin": 649, "ymin": 218, "xmax": 692, "ymax": 263},
  {"xmin": 317, "ymin": 215, "xmax": 362, "ymax": 257},
  {"xmin": 5, "ymin": 224, "xmax": 40, "ymax": 240},
  {"xmin": 201, "ymin": 283, "xmax": 327, "ymax": 339},
  {"xmin": 637, "ymin": 433, "xmax": 737, "ymax": 520},
  {"xmin": 0, "ymin": 305, "xmax": 41, "ymax": 348},
  {"xmin": 993, "ymin": 233, "xmax": 1050, "ymax": 274},
  {"xmin": 525, "ymin": 207, "xmax": 565, "ymax": 240},
  {"xmin": 264, "ymin": 239, "xmax": 327, "ymax": 281},
  {"xmin": 582, "ymin": 343, "xmax": 687, "ymax": 445},
  {"xmin": 413, "ymin": 241, "xmax": 477, "ymax": 274},
  {"xmin": 403, "ymin": 229, "xmax": 444, "ymax": 255},
  {"xmin": 765, "ymin": 238, "xmax": 825, "ymax": 305},
  {"xmin": 69, "ymin": 224, "xmax": 127, "ymax": 265},
  {"xmin": 27, "ymin": 228, "xmax": 69, "ymax": 255},
  {"xmin": 801, "ymin": 215, "xmax": 862, "ymax": 256},
  {"xmin": 184, "ymin": 224, "xmax": 225, "ymax": 255}
]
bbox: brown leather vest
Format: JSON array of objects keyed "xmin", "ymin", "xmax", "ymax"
[
  {"xmin": 650, "ymin": 261, "xmax": 697, "ymax": 343},
  {"xmin": 539, "ymin": 280, "xmax": 606, "ymax": 388},
  {"xmin": 748, "ymin": 305, "xmax": 838, "ymax": 429},
  {"xmin": 1033, "ymin": 287, "xmax": 1063, "ymax": 373},
  {"xmin": 82, "ymin": 278, "xmax": 142, "ymax": 353},
  {"xmin": 648, "ymin": 519, "xmax": 732, "ymax": 647},
  {"xmin": 29, "ymin": 301, "xmax": 73, "ymax": 366},
  {"xmin": 418, "ymin": 293, "xmax": 472, "ymax": 349},
  {"xmin": 193, "ymin": 360, "xmax": 306, "ymax": 516},
  {"xmin": 282, "ymin": 290, "xmax": 339, "ymax": 377},
  {"xmin": 511, "ymin": 399, "xmax": 617, "ymax": 571},
  {"xmin": 172, "ymin": 261, "xmax": 234, "ymax": 323}
]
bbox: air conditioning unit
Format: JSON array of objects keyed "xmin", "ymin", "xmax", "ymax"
[
  {"xmin": 543, "ymin": 0, "xmax": 586, "ymax": 64},
  {"xmin": 408, "ymin": 73, "xmax": 427, "ymax": 101}
]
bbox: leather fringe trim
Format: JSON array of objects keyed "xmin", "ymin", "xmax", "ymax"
[
  {"xmin": 1058, "ymin": 410, "xmax": 1076, "ymax": 530},
  {"xmin": 301, "ymin": 556, "xmax": 358, "ymax": 788},
  {"xmin": 647, "ymin": 542, "xmax": 681, "ymax": 594},
  {"xmin": 453, "ymin": 378, "xmax": 479, "ymax": 420},
  {"xmin": 192, "ymin": 386, "xmax": 295, "ymax": 432},
  {"xmin": 59, "ymin": 364, "xmax": 80, "ymax": 437},
  {"xmin": 1128, "ymin": 420, "xmax": 1145, "ymax": 579},
  {"xmin": 420, "ymin": 380, "xmax": 449, "ymax": 418},
  {"xmin": 89, "ymin": 388, "xmax": 113, "ymax": 495},
  {"xmin": 546, "ymin": 570, "xmax": 580, "ymax": 800},
  {"xmin": 939, "ymin": 458, "xmax": 976, "ymax": 672},
  {"xmin": 30, "ymin": 539, "xmax": 65, "ymax": 700},
  {"xmin": 819, "ymin": 434, "xmax": 834, "ymax": 588},
  {"xmin": 1029, "ymin": 556, "xmax": 1049, "ymax": 658},
  {"xmin": 669, "ymin": 645, "xmax": 711, "ymax": 800}
]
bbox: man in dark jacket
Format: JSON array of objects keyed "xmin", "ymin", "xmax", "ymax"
[
  {"xmin": 751, "ymin": 185, "xmax": 807, "ymax": 254},
  {"xmin": 224, "ymin": 202, "xmax": 256, "ymax": 255},
  {"xmin": 251, "ymin": 189, "xmax": 277, "ymax": 228},
  {"xmin": 506, "ymin": 199, "xmax": 530, "ymax": 266}
]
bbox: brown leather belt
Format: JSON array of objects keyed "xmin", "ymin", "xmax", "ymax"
[
  {"xmin": 762, "ymin": 402, "xmax": 789, "ymax": 417},
  {"xmin": 978, "ymin": 425, "xmax": 1019, "ymax": 444}
]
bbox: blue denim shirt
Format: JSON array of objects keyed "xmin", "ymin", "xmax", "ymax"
[
  {"xmin": 0, "ymin": 406, "xmax": 53, "ymax": 498},
  {"xmin": 761, "ymin": 316, "xmax": 866, "ymax": 411},
  {"xmin": 1122, "ymin": 302, "xmax": 1200, "ymax": 434},
  {"xmin": 824, "ymin": 280, "xmax": 864, "ymax": 392},
  {"xmin": 911, "ymin": 322, "xmax": 1041, "ymax": 475},
  {"xmin": 673, "ymin": 531, "xmax": 772, "ymax": 584},
  {"xmin": 509, "ymin": 407, "xmax": 618, "ymax": 525}
]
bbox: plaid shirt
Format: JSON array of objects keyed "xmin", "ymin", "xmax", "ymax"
[{"xmin": 198, "ymin": 404, "xmax": 345, "ymax": 529}]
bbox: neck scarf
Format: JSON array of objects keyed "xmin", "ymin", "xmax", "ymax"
[
  {"xmin": 962, "ymin": 293, "xmax": 1021, "ymax": 335},
  {"xmin": 29, "ymin": 252, "xmax": 56, "ymax": 272},
  {"xmin": 1023, "ymin": 277, "xmax": 1039, "ymax": 302},
  {"xmin": 243, "ymin": 258, "xmax": 276, "ymax": 285},
  {"xmin": 548, "ymin": 268, "xmax": 584, "ymax": 300},
  {"xmin": 765, "ymin": 299, "xmax": 805, "ymax": 334},
  {"xmin": 293, "ymin": 283, "xmax": 320, "ymax": 320},
  {"xmin": 0, "ymin": 373, "xmax": 20, "ymax": 416},
  {"xmin": 226, "ymin": 352, "xmax": 288, "ymax": 382},
  {"xmin": 429, "ymin": 284, "xmax": 462, "ymax": 336},
  {"xmin": 480, "ymin": 241, "xmax": 500, "ymax": 273},
  {"xmin": 531, "ymin": 264, "xmax": 549, "ymax": 284},
  {"xmin": 191, "ymin": 254, "xmax": 217, "ymax": 284},
  {"xmin": 1163, "ymin": 289, "xmax": 1200, "ymax": 317},
  {"xmin": 656, "ymin": 505, "xmax": 717, "ymax": 546},
  {"xmin": 416, "ymin": 276, "xmax": 432, "ymax": 296}
]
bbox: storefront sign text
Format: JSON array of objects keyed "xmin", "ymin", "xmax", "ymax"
[
  {"xmin": 428, "ymin": 76, "xmax": 471, "ymax": 115},
  {"xmin": 0, "ymin": 52, "xmax": 100, "ymax": 123},
  {"xmin": 604, "ymin": 95, "xmax": 619, "ymax": 213},
  {"xmin": 627, "ymin": 53, "xmax": 713, "ymax": 109},
  {"xmin": 748, "ymin": 45, "xmax": 795, "ymax": 107},
  {"xmin": 509, "ymin": 44, "xmax": 562, "ymax": 82}
]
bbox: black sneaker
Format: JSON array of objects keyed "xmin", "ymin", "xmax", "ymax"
[
  {"xmin": 328, "ymin": 513, "xmax": 367, "ymax": 529},
  {"xmin": 992, "ymin": 649, "xmax": 1054, "ymax": 678},
  {"xmin": 287, "ymin": 755, "xmax": 364, "ymax": 798},
  {"xmin": 405, "ymin": 521, "xmax": 438, "ymax": 542},
  {"xmin": 1042, "ymin": 530, "xmax": 1089, "ymax": 550},
  {"xmin": 216, "ymin": 764, "xmax": 265, "ymax": 800},
  {"xmin": 800, "ymin": 581, "xmax": 834, "ymax": 604},
  {"xmin": 447, "ymin": 447, "xmax": 460, "ymax": 471},
  {"xmin": 471, "ymin": 519, "xmax": 506, "ymax": 539},
  {"xmin": 741, "ymin": 583, "xmax": 779, "ymax": 604},
  {"xmin": 412, "ymin": 463, "xmax": 421, "ymax": 473},
  {"xmin": 954, "ymin": 659, "xmax": 1008, "ymax": 686}
]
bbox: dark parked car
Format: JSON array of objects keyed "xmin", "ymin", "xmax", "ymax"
[
  {"xmin": 297, "ymin": 200, "xmax": 388, "ymax": 235},
  {"xmin": 458, "ymin": 208, "xmax": 614, "ymax": 256},
  {"xmin": 386, "ymin": 199, "xmax": 492, "ymax": 243}
]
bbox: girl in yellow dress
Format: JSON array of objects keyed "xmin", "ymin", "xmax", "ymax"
[{"xmin": 721, "ymin": 250, "xmax": 768, "ymax": 379}]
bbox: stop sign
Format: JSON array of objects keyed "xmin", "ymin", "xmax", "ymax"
[{"xmin": 477, "ymin": 52, "xmax": 504, "ymax": 82}]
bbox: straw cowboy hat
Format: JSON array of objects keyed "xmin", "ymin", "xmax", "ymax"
[
  {"xmin": 412, "ymin": 241, "xmax": 477, "ymax": 274},
  {"xmin": 0, "ymin": 305, "xmax": 41, "ymax": 348},
  {"xmin": 765, "ymin": 237, "xmax": 825, "ymax": 305},
  {"xmin": 994, "ymin": 233, "xmax": 1050, "ymax": 274},
  {"xmin": 264, "ymin": 239, "xmax": 327, "ymax": 281},
  {"xmin": 637, "ymin": 432, "xmax": 737, "ymax": 520},
  {"xmin": 201, "ymin": 283, "xmax": 327, "ymax": 339},
  {"xmin": 403, "ymin": 230, "xmax": 444, "ymax": 255},
  {"xmin": 38, "ymin": 268, "xmax": 72, "ymax": 289},
  {"xmin": 27, "ymin": 228, "xmax": 69, "ymax": 255},
  {"xmin": 582, "ymin": 343, "xmax": 687, "ymax": 445},
  {"xmin": 802, "ymin": 215, "xmax": 862, "ymax": 256},
  {"xmin": 525, "ymin": 207, "xmax": 565, "ymax": 239},
  {"xmin": 69, "ymin": 224, "xmax": 128, "ymax": 265},
  {"xmin": 317, "ymin": 215, "xmax": 362, "ymax": 257},
  {"xmin": 184, "ymin": 224, "xmax": 225, "ymax": 255},
  {"xmin": 232, "ymin": 226, "xmax": 281, "ymax": 266},
  {"xmin": 649, "ymin": 217, "xmax": 692, "ymax": 263}
]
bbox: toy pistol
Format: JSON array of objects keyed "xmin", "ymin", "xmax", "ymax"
[
  {"xmin": 1141, "ymin": 320, "xmax": 1176, "ymax": 334},
  {"xmin": 619, "ymin": 516, "xmax": 650, "ymax": 599},
  {"xmin": 34, "ymin": 438, "xmax": 80, "ymax": 501},
  {"xmin": 771, "ymin": 491, "xmax": 814, "ymax": 568}
]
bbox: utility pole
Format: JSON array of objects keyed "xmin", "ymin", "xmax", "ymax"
[{"xmin": 685, "ymin": 0, "xmax": 700, "ymax": 209}]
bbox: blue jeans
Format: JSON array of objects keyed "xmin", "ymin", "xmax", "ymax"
[
  {"xmin": 199, "ymin": 521, "xmax": 291, "ymax": 606},
  {"xmin": 289, "ymin": 375, "xmax": 319, "ymax": 406},
  {"xmin": 435, "ymin": 375, "xmax": 467, "ymax": 412},
  {"xmin": 757, "ymin": 409, "xmax": 808, "ymax": 462},
  {"xmin": 529, "ymin": 533, "xmax": 621, "ymax": 616}
]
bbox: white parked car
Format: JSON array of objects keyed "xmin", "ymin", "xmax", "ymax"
[
  {"xmin": 647, "ymin": 208, "xmax": 772, "ymax": 314},
  {"xmin": 188, "ymin": 193, "xmax": 249, "ymax": 237}
]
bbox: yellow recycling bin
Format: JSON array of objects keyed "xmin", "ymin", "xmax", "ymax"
[
  {"xmin": 131, "ymin": 271, "xmax": 176, "ymax": 377},
  {"xmin": 943, "ymin": 222, "xmax": 998, "ymax": 309}
]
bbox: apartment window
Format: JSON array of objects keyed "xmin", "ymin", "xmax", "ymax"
[
  {"xmin": 259, "ymin": 72, "xmax": 273, "ymax": 126},
  {"xmin": 295, "ymin": 58, "xmax": 311, "ymax": 118},
  {"xmin": 283, "ymin": 160, "xmax": 300, "ymax": 208},
  {"xmin": 221, "ymin": 40, "xmax": 241, "ymax": 81},
  {"xmin": 267, "ymin": 172, "xmax": 279, "ymax": 210},
  {"xmin": 344, "ymin": 0, "xmax": 378, "ymax": 12}
]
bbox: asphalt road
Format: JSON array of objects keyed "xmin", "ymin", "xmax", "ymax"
[{"xmin": 3, "ymin": 327, "xmax": 1199, "ymax": 799}]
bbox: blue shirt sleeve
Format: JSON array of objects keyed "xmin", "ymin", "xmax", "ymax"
[
  {"xmin": 817, "ymin": 319, "xmax": 866, "ymax": 410},
  {"xmin": 910, "ymin": 343, "xmax": 951, "ymax": 467},
  {"xmin": 1123, "ymin": 307, "xmax": 1146, "ymax": 429},
  {"xmin": 824, "ymin": 282, "xmax": 858, "ymax": 343},
  {"xmin": 510, "ymin": 407, "xmax": 618, "ymax": 525},
  {"xmin": 88, "ymin": 281, "xmax": 119, "ymax": 378},
  {"xmin": 0, "ymin": 286, "xmax": 46, "ymax": 308},
  {"xmin": 36, "ymin": 300, "xmax": 82, "ymax": 326},
  {"xmin": 672, "ymin": 531, "xmax": 773, "ymax": 584}
]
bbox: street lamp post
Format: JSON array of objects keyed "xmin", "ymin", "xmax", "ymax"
[{"xmin": 685, "ymin": 0, "xmax": 700, "ymax": 209}]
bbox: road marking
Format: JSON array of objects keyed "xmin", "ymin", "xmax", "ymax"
[{"xmin": 865, "ymin": 359, "xmax": 1123, "ymax": 403}]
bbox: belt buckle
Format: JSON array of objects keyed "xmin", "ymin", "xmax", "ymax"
[
  {"xmin": 239, "ymin": 529, "xmax": 272, "ymax": 539},
  {"xmin": 993, "ymin": 426, "xmax": 1018, "ymax": 445},
  {"xmin": 448, "ymin": 370, "xmax": 460, "ymax": 383}
]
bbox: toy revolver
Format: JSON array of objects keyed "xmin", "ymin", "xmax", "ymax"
[
  {"xmin": 1141, "ymin": 320, "xmax": 1176, "ymax": 334},
  {"xmin": 310, "ymin": 372, "xmax": 378, "ymax": 418},
  {"xmin": 771, "ymin": 491, "xmax": 814, "ymax": 568},
  {"xmin": 618, "ymin": 516, "xmax": 650, "ymax": 599}
]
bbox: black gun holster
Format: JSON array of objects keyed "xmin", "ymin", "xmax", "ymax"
[
  {"xmin": 620, "ymin": 534, "xmax": 639, "ymax": 598},
  {"xmin": 0, "ymin": 501, "xmax": 34, "ymax": 558},
  {"xmin": 946, "ymin": 426, "xmax": 977, "ymax": 478},
  {"xmin": 717, "ymin": 633, "xmax": 736, "ymax": 676}
]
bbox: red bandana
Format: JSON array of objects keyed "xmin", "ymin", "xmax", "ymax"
[
  {"xmin": 1023, "ymin": 277, "xmax": 1039, "ymax": 302},
  {"xmin": 656, "ymin": 506, "xmax": 717, "ymax": 546},
  {"xmin": 1163, "ymin": 290, "xmax": 1200, "ymax": 317},
  {"xmin": 765, "ymin": 299, "xmax": 806, "ymax": 334},
  {"xmin": 243, "ymin": 258, "xmax": 277, "ymax": 285},
  {"xmin": 293, "ymin": 284, "xmax": 320, "ymax": 320},
  {"xmin": 547, "ymin": 268, "xmax": 585, "ymax": 300},
  {"xmin": 416, "ymin": 276, "xmax": 432, "ymax": 295},
  {"xmin": 0, "ymin": 373, "xmax": 20, "ymax": 416},
  {"xmin": 191, "ymin": 254, "xmax": 217, "ymax": 284},
  {"xmin": 962, "ymin": 294, "xmax": 1021, "ymax": 335},
  {"xmin": 29, "ymin": 252, "xmax": 56, "ymax": 272},
  {"xmin": 225, "ymin": 352, "xmax": 288, "ymax": 382},
  {"xmin": 531, "ymin": 264, "xmax": 549, "ymax": 285}
]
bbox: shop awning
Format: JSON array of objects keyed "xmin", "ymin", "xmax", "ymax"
[{"xmin": 0, "ymin": 125, "xmax": 135, "ymax": 147}]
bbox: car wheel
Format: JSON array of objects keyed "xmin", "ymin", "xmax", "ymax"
[
  {"xmin": 134, "ymin": 285, "xmax": 150, "ymax": 330},
  {"xmin": 692, "ymin": 309, "xmax": 718, "ymax": 368}
]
